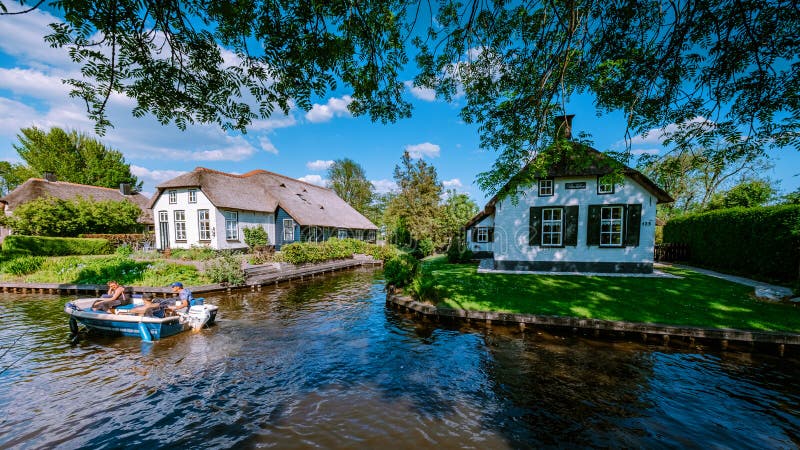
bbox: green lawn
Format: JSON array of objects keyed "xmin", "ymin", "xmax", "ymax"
[{"xmin": 424, "ymin": 256, "xmax": 800, "ymax": 333}]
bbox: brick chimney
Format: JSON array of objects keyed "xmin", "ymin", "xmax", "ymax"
[
  {"xmin": 119, "ymin": 183, "xmax": 132, "ymax": 195},
  {"xmin": 43, "ymin": 172, "xmax": 57, "ymax": 182},
  {"xmin": 554, "ymin": 114, "xmax": 575, "ymax": 140}
]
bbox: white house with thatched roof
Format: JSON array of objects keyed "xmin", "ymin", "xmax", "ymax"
[
  {"xmin": 148, "ymin": 167, "xmax": 377, "ymax": 250},
  {"xmin": 465, "ymin": 116, "xmax": 673, "ymax": 274},
  {"xmin": 0, "ymin": 175, "xmax": 153, "ymax": 241}
]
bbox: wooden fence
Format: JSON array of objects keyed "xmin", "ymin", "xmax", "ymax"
[{"xmin": 654, "ymin": 243, "xmax": 690, "ymax": 262}]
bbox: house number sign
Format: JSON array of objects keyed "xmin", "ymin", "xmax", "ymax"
[{"xmin": 565, "ymin": 182, "xmax": 586, "ymax": 189}]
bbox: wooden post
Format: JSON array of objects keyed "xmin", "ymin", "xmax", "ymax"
[
  {"xmin": 779, "ymin": 344, "xmax": 785, "ymax": 357},
  {"xmin": 519, "ymin": 323, "xmax": 526, "ymax": 332},
  {"xmin": 641, "ymin": 333, "xmax": 648, "ymax": 343},
  {"xmin": 721, "ymin": 340, "xmax": 729, "ymax": 350},
  {"xmin": 663, "ymin": 335, "xmax": 670, "ymax": 346}
]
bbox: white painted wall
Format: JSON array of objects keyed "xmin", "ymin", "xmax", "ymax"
[
  {"xmin": 466, "ymin": 215, "xmax": 495, "ymax": 253},
  {"xmin": 152, "ymin": 188, "xmax": 275, "ymax": 250},
  {"xmin": 493, "ymin": 175, "xmax": 657, "ymax": 264}
]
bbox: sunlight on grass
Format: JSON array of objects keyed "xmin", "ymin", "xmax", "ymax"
[{"xmin": 708, "ymin": 302, "xmax": 752, "ymax": 313}]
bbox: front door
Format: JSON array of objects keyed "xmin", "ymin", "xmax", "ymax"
[{"xmin": 158, "ymin": 211, "xmax": 169, "ymax": 250}]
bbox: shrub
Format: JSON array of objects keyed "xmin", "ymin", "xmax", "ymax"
[
  {"xmin": 2, "ymin": 235, "xmax": 113, "ymax": 256},
  {"xmin": 663, "ymin": 204, "xmax": 800, "ymax": 282},
  {"xmin": 408, "ymin": 275, "xmax": 447, "ymax": 303},
  {"xmin": 206, "ymin": 251, "xmax": 245, "ymax": 286},
  {"xmin": 279, "ymin": 239, "xmax": 395, "ymax": 265},
  {"xmin": 243, "ymin": 226, "xmax": 270, "ymax": 249},
  {"xmin": 8, "ymin": 196, "xmax": 142, "ymax": 236},
  {"xmin": 115, "ymin": 244, "xmax": 134, "ymax": 257},
  {"xmin": 417, "ymin": 238, "xmax": 435, "ymax": 258},
  {"xmin": 446, "ymin": 238, "xmax": 473, "ymax": 263},
  {"xmin": 81, "ymin": 233, "xmax": 154, "ymax": 249},
  {"xmin": 2, "ymin": 256, "xmax": 46, "ymax": 276},
  {"xmin": 170, "ymin": 246, "xmax": 216, "ymax": 261},
  {"xmin": 384, "ymin": 253, "xmax": 420, "ymax": 287}
]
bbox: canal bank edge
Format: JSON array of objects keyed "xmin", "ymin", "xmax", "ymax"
[
  {"xmin": 0, "ymin": 258, "xmax": 383, "ymax": 298},
  {"xmin": 385, "ymin": 291, "xmax": 800, "ymax": 355}
]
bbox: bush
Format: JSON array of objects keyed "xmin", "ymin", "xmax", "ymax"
[
  {"xmin": 206, "ymin": 251, "xmax": 245, "ymax": 286},
  {"xmin": 408, "ymin": 275, "xmax": 447, "ymax": 303},
  {"xmin": 81, "ymin": 233, "xmax": 154, "ymax": 249},
  {"xmin": 8, "ymin": 196, "xmax": 142, "ymax": 236},
  {"xmin": 446, "ymin": 237, "xmax": 473, "ymax": 263},
  {"xmin": 170, "ymin": 246, "xmax": 216, "ymax": 261},
  {"xmin": 115, "ymin": 244, "xmax": 134, "ymax": 257},
  {"xmin": 663, "ymin": 204, "xmax": 800, "ymax": 282},
  {"xmin": 417, "ymin": 238, "xmax": 435, "ymax": 258},
  {"xmin": 2, "ymin": 235, "xmax": 113, "ymax": 256},
  {"xmin": 243, "ymin": 226, "xmax": 270, "ymax": 249},
  {"xmin": 279, "ymin": 239, "xmax": 395, "ymax": 265},
  {"xmin": 384, "ymin": 253, "xmax": 420, "ymax": 287},
  {"xmin": 2, "ymin": 255, "xmax": 46, "ymax": 275}
]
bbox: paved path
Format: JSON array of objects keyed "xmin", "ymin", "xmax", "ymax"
[{"xmin": 659, "ymin": 263, "xmax": 795, "ymax": 300}]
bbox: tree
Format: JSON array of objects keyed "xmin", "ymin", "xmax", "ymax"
[
  {"xmin": 782, "ymin": 188, "xmax": 800, "ymax": 205},
  {"xmin": 327, "ymin": 159, "xmax": 373, "ymax": 216},
  {"xmin": 2, "ymin": 1, "xmax": 797, "ymax": 197},
  {"xmin": 0, "ymin": 161, "xmax": 35, "ymax": 196},
  {"xmin": 638, "ymin": 144, "xmax": 773, "ymax": 217},
  {"xmin": 706, "ymin": 179, "xmax": 777, "ymax": 210},
  {"xmin": 436, "ymin": 190, "xmax": 478, "ymax": 247},
  {"xmin": 13, "ymin": 127, "xmax": 142, "ymax": 190},
  {"xmin": 385, "ymin": 152, "xmax": 442, "ymax": 246}
]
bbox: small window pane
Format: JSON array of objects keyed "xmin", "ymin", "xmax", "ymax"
[
  {"xmin": 174, "ymin": 210, "xmax": 186, "ymax": 241},
  {"xmin": 283, "ymin": 219, "xmax": 294, "ymax": 242},
  {"xmin": 188, "ymin": 189, "xmax": 197, "ymax": 203},
  {"xmin": 198, "ymin": 210, "xmax": 211, "ymax": 240},
  {"xmin": 224, "ymin": 211, "xmax": 238, "ymax": 240},
  {"xmin": 168, "ymin": 190, "xmax": 177, "ymax": 204}
]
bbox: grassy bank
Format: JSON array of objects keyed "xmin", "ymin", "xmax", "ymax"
[
  {"xmin": 0, "ymin": 255, "xmax": 209, "ymax": 286},
  {"xmin": 423, "ymin": 256, "xmax": 800, "ymax": 333}
]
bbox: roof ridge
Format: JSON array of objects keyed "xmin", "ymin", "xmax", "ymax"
[
  {"xmin": 31, "ymin": 178, "xmax": 133, "ymax": 193},
  {"xmin": 195, "ymin": 166, "xmax": 332, "ymax": 191}
]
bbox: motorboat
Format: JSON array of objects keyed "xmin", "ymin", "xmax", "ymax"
[{"xmin": 64, "ymin": 296, "xmax": 218, "ymax": 342}]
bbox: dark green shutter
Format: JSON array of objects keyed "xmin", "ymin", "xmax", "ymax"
[
  {"xmin": 529, "ymin": 207, "xmax": 542, "ymax": 246},
  {"xmin": 564, "ymin": 206, "xmax": 579, "ymax": 246},
  {"xmin": 487, "ymin": 227, "xmax": 494, "ymax": 242},
  {"xmin": 587, "ymin": 205, "xmax": 601, "ymax": 246},
  {"xmin": 625, "ymin": 204, "xmax": 642, "ymax": 246},
  {"xmin": 471, "ymin": 228, "xmax": 478, "ymax": 242}
]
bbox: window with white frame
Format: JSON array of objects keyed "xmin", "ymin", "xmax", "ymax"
[
  {"xmin": 224, "ymin": 211, "xmax": 238, "ymax": 240},
  {"xmin": 188, "ymin": 189, "xmax": 197, "ymax": 203},
  {"xmin": 198, "ymin": 209, "xmax": 211, "ymax": 241},
  {"xmin": 600, "ymin": 206, "xmax": 624, "ymax": 246},
  {"xmin": 541, "ymin": 208, "xmax": 563, "ymax": 246},
  {"xmin": 598, "ymin": 175, "xmax": 615, "ymax": 194},
  {"xmin": 283, "ymin": 219, "xmax": 294, "ymax": 242},
  {"xmin": 174, "ymin": 210, "xmax": 186, "ymax": 241},
  {"xmin": 477, "ymin": 227, "xmax": 489, "ymax": 243},
  {"xmin": 159, "ymin": 210, "xmax": 168, "ymax": 222},
  {"xmin": 338, "ymin": 229, "xmax": 348, "ymax": 239},
  {"xmin": 168, "ymin": 190, "xmax": 177, "ymax": 204},
  {"xmin": 538, "ymin": 179, "xmax": 554, "ymax": 196}
]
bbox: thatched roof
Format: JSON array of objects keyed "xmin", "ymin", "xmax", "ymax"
[
  {"xmin": 0, "ymin": 178, "xmax": 153, "ymax": 224},
  {"xmin": 149, "ymin": 167, "xmax": 377, "ymax": 230},
  {"xmin": 466, "ymin": 144, "xmax": 673, "ymax": 228}
]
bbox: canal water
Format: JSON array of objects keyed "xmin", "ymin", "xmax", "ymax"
[{"xmin": 1, "ymin": 268, "xmax": 799, "ymax": 449}]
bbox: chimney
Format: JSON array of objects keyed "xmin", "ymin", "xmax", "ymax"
[
  {"xmin": 554, "ymin": 114, "xmax": 575, "ymax": 140},
  {"xmin": 120, "ymin": 183, "xmax": 132, "ymax": 195},
  {"xmin": 43, "ymin": 172, "xmax": 57, "ymax": 182}
]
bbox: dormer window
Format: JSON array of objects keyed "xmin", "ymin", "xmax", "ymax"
[
  {"xmin": 538, "ymin": 179, "xmax": 554, "ymax": 196},
  {"xmin": 598, "ymin": 175, "xmax": 615, "ymax": 194}
]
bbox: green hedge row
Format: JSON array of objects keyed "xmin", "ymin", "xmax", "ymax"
[
  {"xmin": 2, "ymin": 235, "xmax": 114, "ymax": 257},
  {"xmin": 663, "ymin": 205, "xmax": 800, "ymax": 282},
  {"xmin": 279, "ymin": 238, "xmax": 397, "ymax": 265}
]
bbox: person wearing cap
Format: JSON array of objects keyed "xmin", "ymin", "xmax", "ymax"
[{"xmin": 167, "ymin": 281, "xmax": 193, "ymax": 314}]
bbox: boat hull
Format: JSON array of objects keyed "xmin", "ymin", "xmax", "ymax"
[{"xmin": 65, "ymin": 298, "xmax": 218, "ymax": 340}]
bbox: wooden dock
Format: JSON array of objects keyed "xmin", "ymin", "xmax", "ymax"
[
  {"xmin": 386, "ymin": 292, "xmax": 800, "ymax": 355},
  {"xmin": 0, "ymin": 258, "xmax": 382, "ymax": 297}
]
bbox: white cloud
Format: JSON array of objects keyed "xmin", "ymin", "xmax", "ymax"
[
  {"xmin": 0, "ymin": 9, "xmax": 75, "ymax": 69},
  {"xmin": 405, "ymin": 142, "xmax": 441, "ymax": 159},
  {"xmin": 371, "ymin": 179, "xmax": 398, "ymax": 193},
  {"xmin": 620, "ymin": 116, "xmax": 716, "ymax": 149},
  {"xmin": 297, "ymin": 174, "xmax": 328, "ymax": 186},
  {"xmin": 442, "ymin": 178, "xmax": 463, "ymax": 189},
  {"xmin": 305, "ymin": 95, "xmax": 353, "ymax": 123},
  {"xmin": 259, "ymin": 136, "xmax": 279, "ymax": 154},
  {"xmin": 404, "ymin": 80, "xmax": 436, "ymax": 102},
  {"xmin": 130, "ymin": 165, "xmax": 186, "ymax": 185},
  {"xmin": 306, "ymin": 159, "xmax": 334, "ymax": 171},
  {"xmin": 631, "ymin": 148, "xmax": 661, "ymax": 155}
]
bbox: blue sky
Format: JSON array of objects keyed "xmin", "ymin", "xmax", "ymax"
[{"xmin": 0, "ymin": 8, "xmax": 797, "ymax": 206}]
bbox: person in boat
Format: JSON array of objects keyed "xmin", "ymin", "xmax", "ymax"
[
  {"xmin": 92, "ymin": 280, "xmax": 129, "ymax": 312},
  {"xmin": 166, "ymin": 282, "xmax": 194, "ymax": 314}
]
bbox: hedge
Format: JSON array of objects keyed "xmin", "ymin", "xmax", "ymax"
[
  {"xmin": 80, "ymin": 233, "xmax": 154, "ymax": 249},
  {"xmin": 279, "ymin": 238, "xmax": 396, "ymax": 265},
  {"xmin": 663, "ymin": 205, "xmax": 800, "ymax": 282},
  {"xmin": 2, "ymin": 235, "xmax": 114, "ymax": 256}
]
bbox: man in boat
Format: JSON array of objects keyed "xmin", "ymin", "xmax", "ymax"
[
  {"xmin": 92, "ymin": 280, "xmax": 129, "ymax": 312},
  {"xmin": 166, "ymin": 282, "xmax": 194, "ymax": 314}
]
